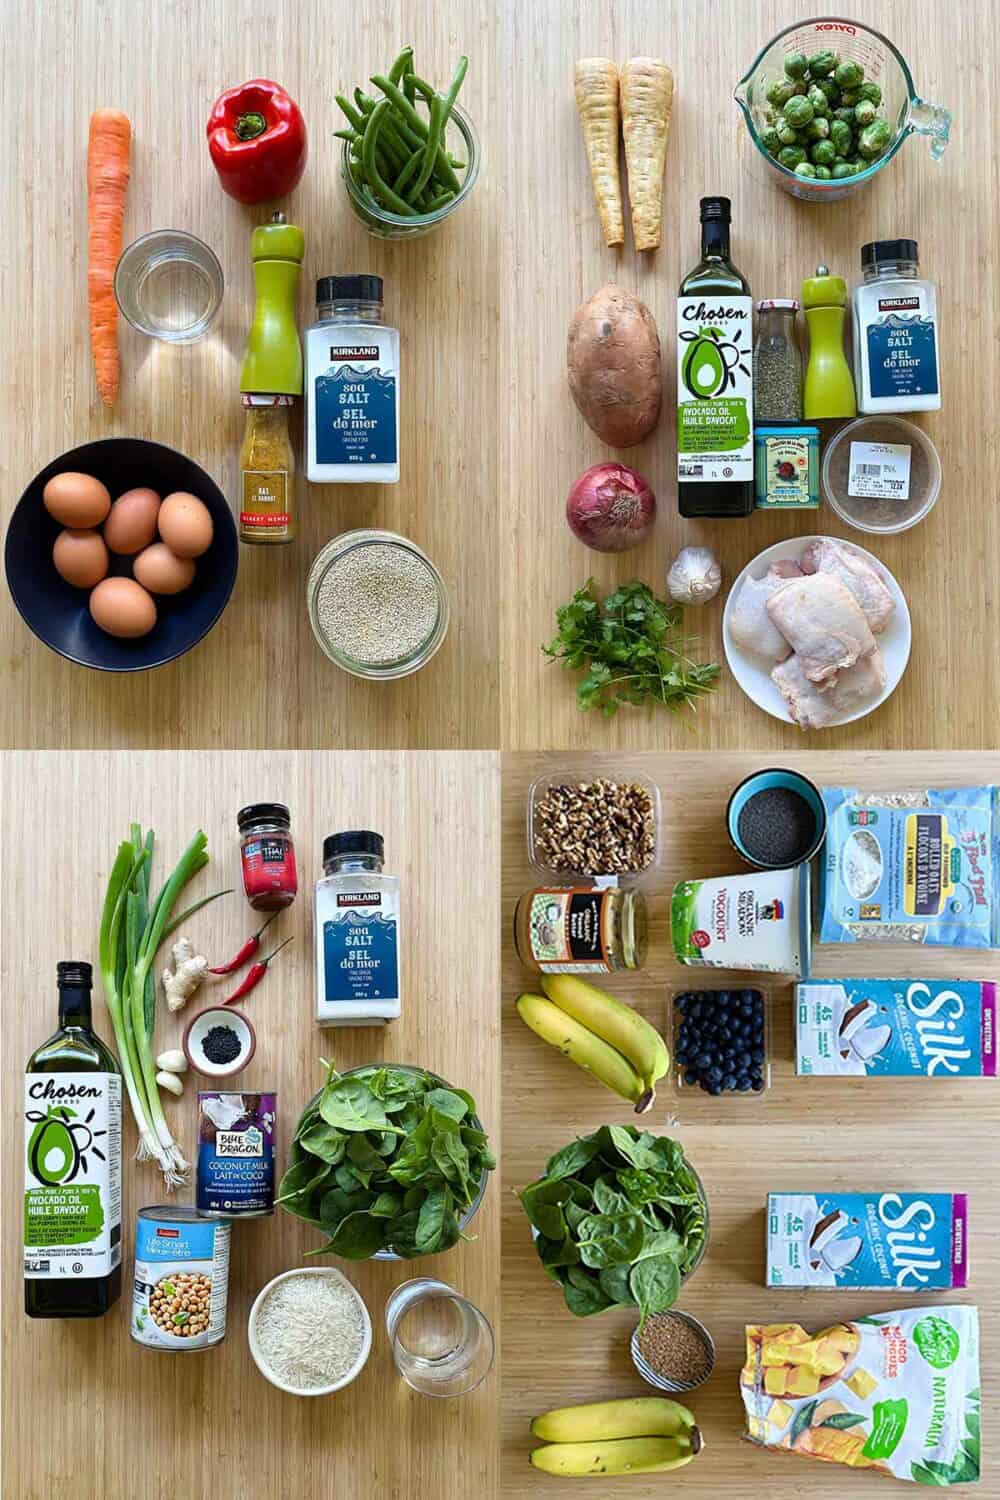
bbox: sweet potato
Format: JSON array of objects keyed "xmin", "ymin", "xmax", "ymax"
[{"xmin": 567, "ymin": 285, "xmax": 661, "ymax": 447}]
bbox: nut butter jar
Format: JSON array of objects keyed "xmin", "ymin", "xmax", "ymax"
[{"xmin": 513, "ymin": 886, "xmax": 647, "ymax": 974}]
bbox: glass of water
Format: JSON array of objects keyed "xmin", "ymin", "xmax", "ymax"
[
  {"xmin": 386, "ymin": 1279, "xmax": 494, "ymax": 1397},
  {"xmin": 115, "ymin": 230, "xmax": 224, "ymax": 343}
]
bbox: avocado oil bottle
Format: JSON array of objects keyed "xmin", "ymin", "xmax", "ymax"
[
  {"xmin": 24, "ymin": 962, "xmax": 122, "ymax": 1317},
  {"xmin": 677, "ymin": 196, "xmax": 754, "ymax": 518}
]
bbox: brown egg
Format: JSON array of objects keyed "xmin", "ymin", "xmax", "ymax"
[
  {"xmin": 43, "ymin": 472, "xmax": 112, "ymax": 529},
  {"xmin": 89, "ymin": 576, "xmax": 157, "ymax": 639},
  {"xmin": 52, "ymin": 528, "xmax": 110, "ymax": 589},
  {"xmin": 133, "ymin": 542, "xmax": 196, "ymax": 595},
  {"xmin": 103, "ymin": 487, "xmax": 161, "ymax": 555},
  {"xmin": 158, "ymin": 491, "xmax": 214, "ymax": 558}
]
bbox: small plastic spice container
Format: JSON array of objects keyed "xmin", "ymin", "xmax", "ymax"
[
  {"xmin": 238, "ymin": 803, "xmax": 298, "ymax": 911},
  {"xmin": 631, "ymin": 1310, "xmax": 716, "ymax": 1394},
  {"xmin": 526, "ymin": 768, "xmax": 661, "ymax": 881},
  {"xmin": 514, "ymin": 886, "xmax": 648, "ymax": 974},
  {"xmin": 668, "ymin": 987, "xmax": 773, "ymax": 1099},
  {"xmin": 822, "ymin": 415, "xmax": 941, "ymax": 534},
  {"xmin": 341, "ymin": 104, "xmax": 481, "ymax": 241},
  {"xmin": 307, "ymin": 529, "xmax": 450, "ymax": 680}
]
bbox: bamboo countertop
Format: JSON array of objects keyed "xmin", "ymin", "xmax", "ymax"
[
  {"xmin": 2, "ymin": 751, "xmax": 499, "ymax": 1500},
  {"xmin": 501, "ymin": 751, "xmax": 1000, "ymax": 1496},
  {"xmin": 2, "ymin": 0, "xmax": 499, "ymax": 750}
]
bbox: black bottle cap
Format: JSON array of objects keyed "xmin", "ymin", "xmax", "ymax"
[
  {"xmin": 237, "ymin": 803, "xmax": 291, "ymax": 833},
  {"xmin": 862, "ymin": 239, "xmax": 918, "ymax": 270},
  {"xmin": 700, "ymin": 196, "xmax": 732, "ymax": 223},
  {"xmin": 57, "ymin": 961, "xmax": 92, "ymax": 988},
  {"xmin": 316, "ymin": 275, "xmax": 383, "ymax": 305},
  {"xmin": 323, "ymin": 830, "xmax": 384, "ymax": 864}
]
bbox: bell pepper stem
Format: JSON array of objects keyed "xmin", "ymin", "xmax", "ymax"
[{"xmin": 235, "ymin": 110, "xmax": 268, "ymax": 141}]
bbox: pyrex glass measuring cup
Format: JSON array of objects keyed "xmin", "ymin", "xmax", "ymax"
[{"xmin": 735, "ymin": 17, "xmax": 951, "ymax": 203}]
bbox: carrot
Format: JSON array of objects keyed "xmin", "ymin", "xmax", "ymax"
[
  {"xmin": 87, "ymin": 109, "xmax": 131, "ymax": 404},
  {"xmin": 573, "ymin": 58, "xmax": 624, "ymax": 248},
  {"xmin": 620, "ymin": 59, "xmax": 674, "ymax": 252}
]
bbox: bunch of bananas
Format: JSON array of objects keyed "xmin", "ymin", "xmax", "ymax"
[
  {"xmin": 529, "ymin": 1396, "xmax": 703, "ymax": 1476},
  {"xmin": 516, "ymin": 975, "xmax": 669, "ymax": 1113}
]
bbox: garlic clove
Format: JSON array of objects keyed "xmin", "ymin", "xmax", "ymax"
[
  {"xmin": 155, "ymin": 1069, "xmax": 185, "ymax": 1098},
  {"xmin": 155, "ymin": 1048, "xmax": 189, "ymax": 1074}
]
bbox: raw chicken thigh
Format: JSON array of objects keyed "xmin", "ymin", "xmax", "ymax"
[
  {"xmin": 765, "ymin": 573, "xmax": 876, "ymax": 686},
  {"xmin": 800, "ymin": 538, "xmax": 895, "ymax": 633},
  {"xmin": 726, "ymin": 560, "xmax": 802, "ymax": 662},
  {"xmin": 772, "ymin": 648, "xmax": 888, "ymax": 730}
]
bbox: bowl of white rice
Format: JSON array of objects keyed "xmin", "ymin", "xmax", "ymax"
[{"xmin": 248, "ymin": 1266, "xmax": 372, "ymax": 1395}]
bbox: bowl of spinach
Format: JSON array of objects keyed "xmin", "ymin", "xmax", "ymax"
[
  {"xmin": 278, "ymin": 1062, "xmax": 495, "ymax": 1260},
  {"xmin": 518, "ymin": 1125, "xmax": 708, "ymax": 1324}
]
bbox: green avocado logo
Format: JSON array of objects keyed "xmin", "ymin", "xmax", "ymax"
[
  {"xmin": 680, "ymin": 325, "xmax": 750, "ymax": 399},
  {"xmin": 26, "ymin": 1104, "xmax": 107, "ymax": 1186}
]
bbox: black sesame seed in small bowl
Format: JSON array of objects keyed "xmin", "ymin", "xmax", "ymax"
[
  {"xmin": 726, "ymin": 768, "xmax": 826, "ymax": 871},
  {"xmin": 670, "ymin": 988, "xmax": 772, "ymax": 1099}
]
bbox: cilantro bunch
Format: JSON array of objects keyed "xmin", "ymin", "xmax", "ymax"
[{"xmin": 543, "ymin": 580, "xmax": 719, "ymax": 715}]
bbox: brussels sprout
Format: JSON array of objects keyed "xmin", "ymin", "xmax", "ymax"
[
  {"xmin": 807, "ymin": 50, "xmax": 837, "ymax": 76},
  {"xmin": 766, "ymin": 78, "xmax": 797, "ymax": 108},
  {"xmin": 795, "ymin": 161, "xmax": 818, "ymax": 178},
  {"xmin": 853, "ymin": 98, "xmax": 877, "ymax": 127},
  {"xmin": 816, "ymin": 77, "xmax": 840, "ymax": 102},
  {"xmin": 833, "ymin": 105, "xmax": 857, "ymax": 125},
  {"xmin": 834, "ymin": 59, "xmax": 864, "ymax": 90},
  {"xmin": 806, "ymin": 84, "xmax": 830, "ymax": 117},
  {"xmin": 811, "ymin": 139, "xmax": 836, "ymax": 165},
  {"xmin": 805, "ymin": 116, "xmax": 831, "ymax": 141},
  {"xmin": 850, "ymin": 157, "xmax": 868, "ymax": 172},
  {"xmin": 831, "ymin": 161, "xmax": 855, "ymax": 179},
  {"xmin": 814, "ymin": 164, "xmax": 833, "ymax": 180},
  {"xmin": 829, "ymin": 118, "xmax": 853, "ymax": 155},
  {"xmin": 778, "ymin": 144, "xmax": 807, "ymax": 170},
  {"xmin": 857, "ymin": 81, "xmax": 882, "ymax": 105},
  {"xmin": 839, "ymin": 90, "xmax": 859, "ymax": 107},
  {"xmin": 783, "ymin": 93, "xmax": 814, "ymax": 127},
  {"xmin": 790, "ymin": 81, "xmax": 809, "ymax": 95},
  {"xmin": 858, "ymin": 117, "xmax": 892, "ymax": 159},
  {"xmin": 783, "ymin": 51, "xmax": 809, "ymax": 79},
  {"xmin": 760, "ymin": 125, "xmax": 782, "ymax": 154},
  {"xmin": 775, "ymin": 115, "xmax": 799, "ymax": 145}
]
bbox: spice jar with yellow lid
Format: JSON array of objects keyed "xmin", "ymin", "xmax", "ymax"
[{"xmin": 513, "ymin": 886, "xmax": 647, "ymax": 974}]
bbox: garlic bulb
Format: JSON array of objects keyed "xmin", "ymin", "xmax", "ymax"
[{"xmin": 667, "ymin": 546, "xmax": 722, "ymax": 606}]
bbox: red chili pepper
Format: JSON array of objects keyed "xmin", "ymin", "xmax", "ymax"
[
  {"xmin": 223, "ymin": 935, "xmax": 294, "ymax": 1003},
  {"xmin": 209, "ymin": 911, "xmax": 280, "ymax": 975},
  {"xmin": 206, "ymin": 79, "xmax": 307, "ymax": 204}
]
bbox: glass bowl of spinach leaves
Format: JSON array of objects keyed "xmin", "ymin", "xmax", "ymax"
[
  {"xmin": 518, "ymin": 1125, "xmax": 708, "ymax": 1324},
  {"xmin": 278, "ymin": 1062, "xmax": 495, "ymax": 1261}
]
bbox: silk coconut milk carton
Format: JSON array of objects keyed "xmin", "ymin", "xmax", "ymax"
[
  {"xmin": 767, "ymin": 1192, "xmax": 968, "ymax": 1291},
  {"xmin": 796, "ymin": 979, "xmax": 997, "ymax": 1077}
]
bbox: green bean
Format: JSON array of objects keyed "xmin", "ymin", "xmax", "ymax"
[
  {"xmin": 440, "ymin": 55, "xmax": 468, "ymax": 126},
  {"xmin": 406, "ymin": 93, "xmax": 445, "ymax": 203},
  {"xmin": 392, "ymin": 147, "xmax": 424, "ymax": 197},
  {"xmin": 335, "ymin": 93, "xmax": 366, "ymax": 133},
  {"xmin": 361, "ymin": 100, "xmax": 418, "ymax": 215},
  {"xmin": 424, "ymin": 189, "xmax": 456, "ymax": 212},
  {"xmin": 369, "ymin": 73, "xmax": 461, "ymax": 192},
  {"xmin": 334, "ymin": 127, "xmax": 358, "ymax": 143},
  {"xmin": 388, "ymin": 46, "xmax": 413, "ymax": 85},
  {"xmin": 354, "ymin": 89, "xmax": 418, "ymax": 171},
  {"xmin": 403, "ymin": 59, "xmax": 416, "ymax": 105}
]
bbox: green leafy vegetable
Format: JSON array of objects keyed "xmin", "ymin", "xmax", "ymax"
[
  {"xmin": 543, "ymin": 580, "xmax": 719, "ymax": 716},
  {"xmin": 279, "ymin": 1063, "xmax": 494, "ymax": 1260},
  {"xmin": 517, "ymin": 1125, "xmax": 707, "ymax": 1319}
]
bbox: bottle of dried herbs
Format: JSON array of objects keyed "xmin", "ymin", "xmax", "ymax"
[{"xmin": 753, "ymin": 300, "xmax": 802, "ymax": 420}]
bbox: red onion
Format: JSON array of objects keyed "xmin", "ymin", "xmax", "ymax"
[{"xmin": 566, "ymin": 463, "xmax": 656, "ymax": 553}]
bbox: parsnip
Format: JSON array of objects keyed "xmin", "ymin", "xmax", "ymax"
[
  {"xmin": 620, "ymin": 58, "xmax": 674, "ymax": 251},
  {"xmin": 573, "ymin": 58, "xmax": 624, "ymax": 246}
]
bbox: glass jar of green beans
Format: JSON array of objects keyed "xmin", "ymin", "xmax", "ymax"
[{"xmin": 336, "ymin": 49, "xmax": 480, "ymax": 240}]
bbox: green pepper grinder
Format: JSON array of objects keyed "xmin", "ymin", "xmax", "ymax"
[
  {"xmin": 240, "ymin": 211, "xmax": 305, "ymax": 395},
  {"xmin": 802, "ymin": 264, "xmax": 856, "ymax": 420}
]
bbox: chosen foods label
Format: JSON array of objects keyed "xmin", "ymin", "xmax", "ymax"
[
  {"xmin": 525, "ymin": 890, "xmax": 611, "ymax": 972},
  {"xmin": 677, "ymin": 295, "xmax": 753, "ymax": 482},
  {"xmin": 24, "ymin": 1072, "xmax": 121, "ymax": 1279}
]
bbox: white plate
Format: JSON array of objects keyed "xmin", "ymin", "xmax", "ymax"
[{"xmin": 722, "ymin": 536, "xmax": 911, "ymax": 729}]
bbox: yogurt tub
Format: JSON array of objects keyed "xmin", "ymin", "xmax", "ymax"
[
  {"xmin": 671, "ymin": 863, "xmax": 811, "ymax": 975},
  {"xmin": 131, "ymin": 1205, "xmax": 231, "ymax": 1350}
]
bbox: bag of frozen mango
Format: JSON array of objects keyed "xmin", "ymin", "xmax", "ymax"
[{"xmin": 740, "ymin": 1306, "xmax": 980, "ymax": 1484}]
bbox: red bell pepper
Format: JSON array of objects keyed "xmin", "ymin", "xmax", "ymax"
[{"xmin": 207, "ymin": 79, "xmax": 307, "ymax": 204}]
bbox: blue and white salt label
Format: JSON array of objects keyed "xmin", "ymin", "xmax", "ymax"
[
  {"xmin": 323, "ymin": 896, "xmax": 399, "ymax": 1003},
  {"xmin": 866, "ymin": 312, "xmax": 939, "ymax": 399},
  {"xmin": 314, "ymin": 364, "xmax": 398, "ymax": 466}
]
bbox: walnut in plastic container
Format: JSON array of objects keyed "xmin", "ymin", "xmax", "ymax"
[{"xmin": 527, "ymin": 775, "xmax": 659, "ymax": 879}]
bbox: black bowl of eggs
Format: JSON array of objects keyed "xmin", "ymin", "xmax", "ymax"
[{"xmin": 5, "ymin": 438, "xmax": 238, "ymax": 671}]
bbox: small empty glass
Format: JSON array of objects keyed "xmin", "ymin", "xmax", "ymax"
[
  {"xmin": 115, "ymin": 230, "xmax": 224, "ymax": 343},
  {"xmin": 386, "ymin": 1279, "xmax": 494, "ymax": 1397}
]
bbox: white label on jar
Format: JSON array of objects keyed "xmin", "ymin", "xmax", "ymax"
[{"xmin": 848, "ymin": 441, "xmax": 911, "ymax": 500}]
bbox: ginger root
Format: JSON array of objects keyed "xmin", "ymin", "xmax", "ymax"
[{"xmin": 162, "ymin": 936, "xmax": 207, "ymax": 1012}]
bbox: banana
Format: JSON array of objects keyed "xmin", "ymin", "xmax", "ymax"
[
  {"xmin": 540, "ymin": 975, "xmax": 670, "ymax": 1112},
  {"xmin": 516, "ymin": 994, "xmax": 644, "ymax": 1107},
  {"xmin": 529, "ymin": 1436, "xmax": 695, "ymax": 1476},
  {"xmin": 531, "ymin": 1396, "xmax": 697, "ymax": 1444}
]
